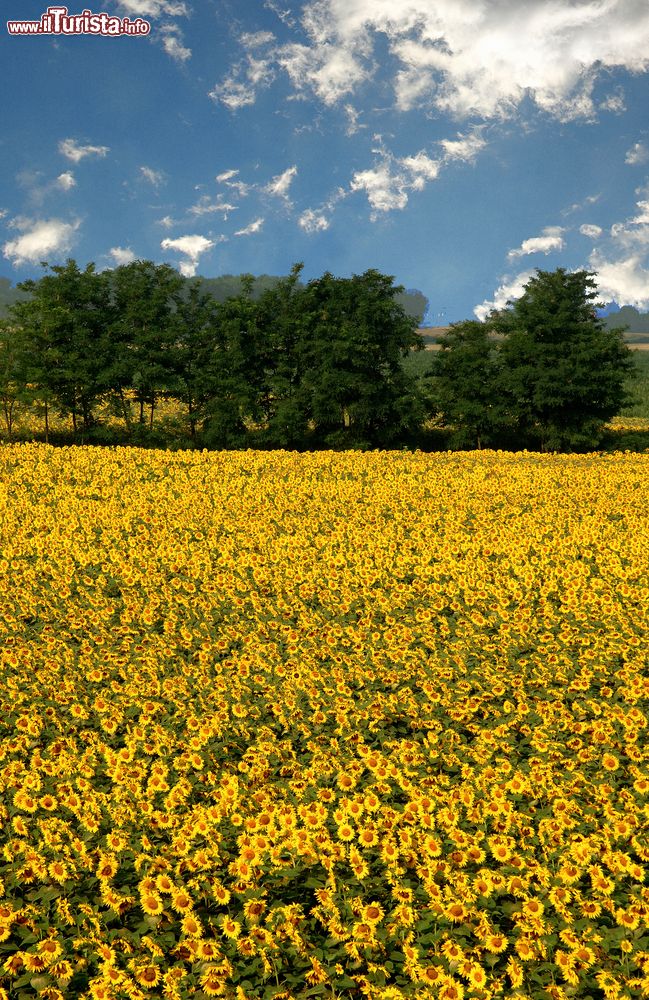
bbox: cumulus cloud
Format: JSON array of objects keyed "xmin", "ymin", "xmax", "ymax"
[
  {"xmin": 59, "ymin": 138, "xmax": 109, "ymax": 162},
  {"xmin": 56, "ymin": 171, "xmax": 76, "ymax": 191},
  {"xmin": 234, "ymin": 218, "xmax": 264, "ymax": 237},
  {"xmin": 2, "ymin": 217, "xmax": 80, "ymax": 267},
  {"xmin": 625, "ymin": 141, "xmax": 649, "ymax": 165},
  {"xmin": 589, "ymin": 251, "xmax": 649, "ymax": 310},
  {"xmin": 264, "ymin": 166, "xmax": 297, "ymax": 199},
  {"xmin": 580, "ymin": 223, "xmax": 603, "ymax": 239},
  {"xmin": 214, "ymin": 0, "xmax": 649, "ymax": 121},
  {"xmin": 508, "ymin": 226, "xmax": 566, "ymax": 259},
  {"xmin": 474, "ymin": 269, "xmax": 535, "ymax": 321},
  {"xmin": 108, "ymin": 247, "xmax": 137, "ymax": 266},
  {"xmin": 160, "ymin": 234, "xmax": 217, "ymax": 276},
  {"xmin": 609, "ymin": 199, "xmax": 649, "ymax": 249},
  {"xmin": 140, "ymin": 166, "xmax": 165, "ymax": 187}
]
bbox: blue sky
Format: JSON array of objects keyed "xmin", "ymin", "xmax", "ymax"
[{"xmin": 2, "ymin": 0, "xmax": 649, "ymax": 322}]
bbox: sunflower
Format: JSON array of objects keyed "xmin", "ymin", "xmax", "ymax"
[
  {"xmin": 446, "ymin": 903, "xmax": 467, "ymax": 924},
  {"xmin": 141, "ymin": 893, "xmax": 164, "ymax": 916},
  {"xmin": 182, "ymin": 913, "xmax": 204, "ymax": 938},
  {"xmin": 221, "ymin": 917, "xmax": 241, "ymax": 940},
  {"xmin": 467, "ymin": 964, "xmax": 488, "ymax": 989},
  {"xmin": 485, "ymin": 933, "xmax": 508, "ymax": 954},
  {"xmin": 362, "ymin": 902, "xmax": 384, "ymax": 925},
  {"xmin": 135, "ymin": 965, "xmax": 161, "ymax": 989},
  {"xmin": 171, "ymin": 889, "xmax": 193, "ymax": 913},
  {"xmin": 357, "ymin": 826, "xmax": 378, "ymax": 848}
]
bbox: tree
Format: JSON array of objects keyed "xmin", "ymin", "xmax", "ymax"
[
  {"xmin": 298, "ymin": 269, "xmax": 425, "ymax": 447},
  {"xmin": 430, "ymin": 320, "xmax": 507, "ymax": 449},
  {"xmin": 169, "ymin": 280, "xmax": 220, "ymax": 439},
  {"xmin": 10, "ymin": 259, "xmax": 114, "ymax": 438},
  {"xmin": 200, "ymin": 276, "xmax": 266, "ymax": 449},
  {"xmin": 256, "ymin": 263, "xmax": 311, "ymax": 447},
  {"xmin": 108, "ymin": 260, "xmax": 185, "ymax": 432},
  {"xmin": 493, "ymin": 268, "xmax": 635, "ymax": 450}
]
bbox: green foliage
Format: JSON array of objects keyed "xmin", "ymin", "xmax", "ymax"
[
  {"xmin": 0, "ymin": 261, "xmax": 642, "ymax": 453},
  {"xmin": 494, "ymin": 269, "xmax": 635, "ymax": 450},
  {"xmin": 429, "ymin": 321, "xmax": 508, "ymax": 449}
]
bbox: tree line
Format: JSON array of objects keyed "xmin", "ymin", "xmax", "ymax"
[{"xmin": 0, "ymin": 259, "xmax": 635, "ymax": 451}]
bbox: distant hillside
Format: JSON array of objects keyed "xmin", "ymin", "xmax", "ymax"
[
  {"xmin": 601, "ymin": 306, "xmax": 649, "ymax": 334},
  {"xmin": 1, "ymin": 272, "xmax": 428, "ymax": 324},
  {"xmin": 0, "ymin": 277, "xmax": 30, "ymax": 317}
]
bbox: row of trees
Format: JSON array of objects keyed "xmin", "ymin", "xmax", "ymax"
[
  {"xmin": 0, "ymin": 259, "xmax": 425, "ymax": 448},
  {"xmin": 0, "ymin": 260, "xmax": 635, "ymax": 451}
]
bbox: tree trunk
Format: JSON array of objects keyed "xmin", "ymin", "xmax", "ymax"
[
  {"xmin": 149, "ymin": 397, "xmax": 155, "ymax": 431},
  {"xmin": 188, "ymin": 395, "xmax": 196, "ymax": 438},
  {"xmin": 119, "ymin": 387, "xmax": 132, "ymax": 436}
]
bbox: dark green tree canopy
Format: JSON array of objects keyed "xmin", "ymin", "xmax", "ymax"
[{"xmin": 493, "ymin": 268, "xmax": 635, "ymax": 450}]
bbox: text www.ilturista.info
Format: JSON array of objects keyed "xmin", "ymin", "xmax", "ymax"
[{"xmin": 7, "ymin": 6, "xmax": 150, "ymax": 35}]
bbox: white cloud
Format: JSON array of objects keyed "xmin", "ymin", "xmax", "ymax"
[
  {"xmin": 580, "ymin": 223, "xmax": 603, "ymax": 239},
  {"xmin": 298, "ymin": 208, "xmax": 330, "ymax": 233},
  {"xmin": 140, "ymin": 165, "xmax": 165, "ymax": 187},
  {"xmin": 216, "ymin": 0, "xmax": 649, "ymax": 121},
  {"xmin": 508, "ymin": 226, "xmax": 566, "ymax": 259},
  {"xmin": 2, "ymin": 217, "xmax": 80, "ymax": 267},
  {"xmin": 241, "ymin": 30, "xmax": 276, "ymax": 48},
  {"xmin": 234, "ymin": 218, "xmax": 264, "ymax": 237},
  {"xmin": 0, "ymin": 209, "xmax": 7, "ymax": 221},
  {"xmin": 189, "ymin": 196, "xmax": 237, "ymax": 218},
  {"xmin": 160, "ymin": 234, "xmax": 217, "ymax": 276},
  {"xmin": 58, "ymin": 138, "xmax": 109, "ymax": 163},
  {"xmin": 115, "ymin": 0, "xmax": 188, "ymax": 16},
  {"xmin": 349, "ymin": 134, "xmax": 478, "ymax": 217},
  {"xmin": 625, "ymin": 141, "xmax": 649, "ymax": 165},
  {"xmin": 474, "ymin": 270, "xmax": 535, "ymax": 321},
  {"xmin": 264, "ymin": 166, "xmax": 297, "ymax": 199},
  {"xmin": 108, "ymin": 247, "xmax": 137, "ymax": 266},
  {"xmin": 56, "ymin": 171, "xmax": 76, "ymax": 191},
  {"xmin": 439, "ymin": 131, "xmax": 487, "ymax": 162},
  {"xmin": 589, "ymin": 251, "xmax": 649, "ymax": 310},
  {"xmin": 157, "ymin": 215, "xmax": 176, "ymax": 229},
  {"xmin": 215, "ymin": 170, "xmax": 251, "ymax": 197},
  {"xmin": 401, "ymin": 152, "xmax": 441, "ymax": 189},
  {"xmin": 609, "ymin": 199, "xmax": 649, "ymax": 249},
  {"xmin": 209, "ymin": 56, "xmax": 275, "ymax": 110},
  {"xmin": 160, "ymin": 23, "xmax": 191, "ymax": 62},
  {"xmin": 562, "ymin": 192, "xmax": 601, "ymax": 216},
  {"xmin": 297, "ymin": 187, "xmax": 347, "ymax": 233},
  {"xmin": 350, "ymin": 162, "xmax": 410, "ymax": 216}
]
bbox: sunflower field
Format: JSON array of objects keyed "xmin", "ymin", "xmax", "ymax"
[{"xmin": 0, "ymin": 443, "xmax": 648, "ymax": 1000}]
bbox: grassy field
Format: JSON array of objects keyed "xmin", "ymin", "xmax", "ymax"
[{"xmin": 0, "ymin": 445, "xmax": 648, "ymax": 1000}]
